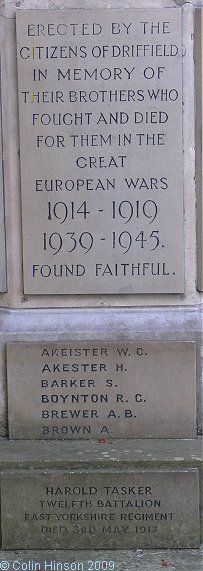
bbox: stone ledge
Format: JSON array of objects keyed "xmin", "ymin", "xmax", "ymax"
[
  {"xmin": 0, "ymin": 306, "xmax": 202, "ymax": 335},
  {"xmin": 0, "ymin": 548, "xmax": 202, "ymax": 570},
  {"xmin": 0, "ymin": 438, "xmax": 202, "ymax": 468}
]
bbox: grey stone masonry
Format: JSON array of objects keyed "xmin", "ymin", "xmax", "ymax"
[
  {"xmin": 0, "ymin": 438, "xmax": 202, "ymax": 549},
  {"xmin": 0, "ymin": 306, "xmax": 202, "ymax": 438}
]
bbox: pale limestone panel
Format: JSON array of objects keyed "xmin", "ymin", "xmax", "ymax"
[
  {"xmin": 0, "ymin": 4, "xmax": 200, "ymax": 310},
  {"xmin": 195, "ymin": 8, "xmax": 203, "ymax": 292},
  {"xmin": 1, "ymin": 469, "xmax": 200, "ymax": 549},
  {"xmin": 7, "ymin": 341, "xmax": 196, "ymax": 439},
  {"xmin": 0, "ymin": 306, "xmax": 202, "ymax": 437},
  {"xmin": 16, "ymin": 8, "xmax": 184, "ymax": 294}
]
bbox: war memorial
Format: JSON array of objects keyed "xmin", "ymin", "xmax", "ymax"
[{"xmin": 0, "ymin": 0, "xmax": 202, "ymax": 568}]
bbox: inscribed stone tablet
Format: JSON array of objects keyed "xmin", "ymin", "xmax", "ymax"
[
  {"xmin": 1, "ymin": 469, "xmax": 199, "ymax": 549},
  {"xmin": 0, "ymin": 58, "xmax": 7, "ymax": 292},
  {"xmin": 16, "ymin": 8, "xmax": 184, "ymax": 294},
  {"xmin": 7, "ymin": 341, "xmax": 196, "ymax": 439},
  {"xmin": 195, "ymin": 10, "xmax": 203, "ymax": 292}
]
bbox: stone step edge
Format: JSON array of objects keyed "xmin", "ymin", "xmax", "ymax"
[
  {"xmin": 0, "ymin": 438, "xmax": 202, "ymax": 468},
  {"xmin": 0, "ymin": 548, "xmax": 202, "ymax": 570}
]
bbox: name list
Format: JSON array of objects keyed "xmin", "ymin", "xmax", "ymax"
[{"xmin": 7, "ymin": 341, "xmax": 196, "ymax": 439}]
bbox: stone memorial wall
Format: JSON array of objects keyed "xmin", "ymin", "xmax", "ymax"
[
  {"xmin": 0, "ymin": 0, "xmax": 202, "ymax": 559},
  {"xmin": 0, "ymin": 0, "xmax": 200, "ymax": 309},
  {"xmin": 196, "ymin": 8, "xmax": 203, "ymax": 292},
  {"xmin": 0, "ymin": 60, "xmax": 7, "ymax": 293}
]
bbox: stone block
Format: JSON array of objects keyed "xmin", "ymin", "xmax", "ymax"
[
  {"xmin": 1, "ymin": 468, "xmax": 200, "ymax": 549},
  {"xmin": 0, "ymin": 438, "xmax": 202, "ymax": 544},
  {"xmin": 16, "ymin": 7, "xmax": 184, "ymax": 294},
  {"xmin": 7, "ymin": 341, "xmax": 196, "ymax": 439}
]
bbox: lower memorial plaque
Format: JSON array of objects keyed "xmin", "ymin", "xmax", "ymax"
[
  {"xmin": 1, "ymin": 469, "xmax": 199, "ymax": 549},
  {"xmin": 7, "ymin": 341, "xmax": 196, "ymax": 439}
]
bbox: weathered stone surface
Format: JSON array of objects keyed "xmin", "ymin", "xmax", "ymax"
[
  {"xmin": 0, "ymin": 4, "xmax": 200, "ymax": 310},
  {"xmin": 1, "ymin": 307, "xmax": 202, "ymax": 438},
  {"xmin": 0, "ymin": 546, "xmax": 202, "ymax": 571},
  {"xmin": 7, "ymin": 341, "xmax": 196, "ymax": 439},
  {"xmin": 1, "ymin": 468, "xmax": 200, "ymax": 549},
  {"xmin": 0, "ymin": 437, "xmax": 202, "ymax": 468},
  {"xmin": 1, "ymin": 436, "xmax": 202, "ymax": 540},
  {"xmin": 0, "ymin": 58, "xmax": 7, "ymax": 293},
  {"xmin": 195, "ymin": 8, "xmax": 203, "ymax": 292},
  {"xmin": 16, "ymin": 7, "xmax": 184, "ymax": 294}
]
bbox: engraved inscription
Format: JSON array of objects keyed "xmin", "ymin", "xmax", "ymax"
[
  {"xmin": 1, "ymin": 470, "xmax": 199, "ymax": 549},
  {"xmin": 16, "ymin": 8, "xmax": 184, "ymax": 294},
  {"xmin": 7, "ymin": 342, "xmax": 196, "ymax": 439}
]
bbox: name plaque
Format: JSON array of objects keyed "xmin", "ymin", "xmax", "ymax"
[
  {"xmin": 16, "ymin": 8, "xmax": 184, "ymax": 294},
  {"xmin": 7, "ymin": 341, "xmax": 196, "ymax": 439},
  {"xmin": 1, "ymin": 469, "xmax": 199, "ymax": 549}
]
